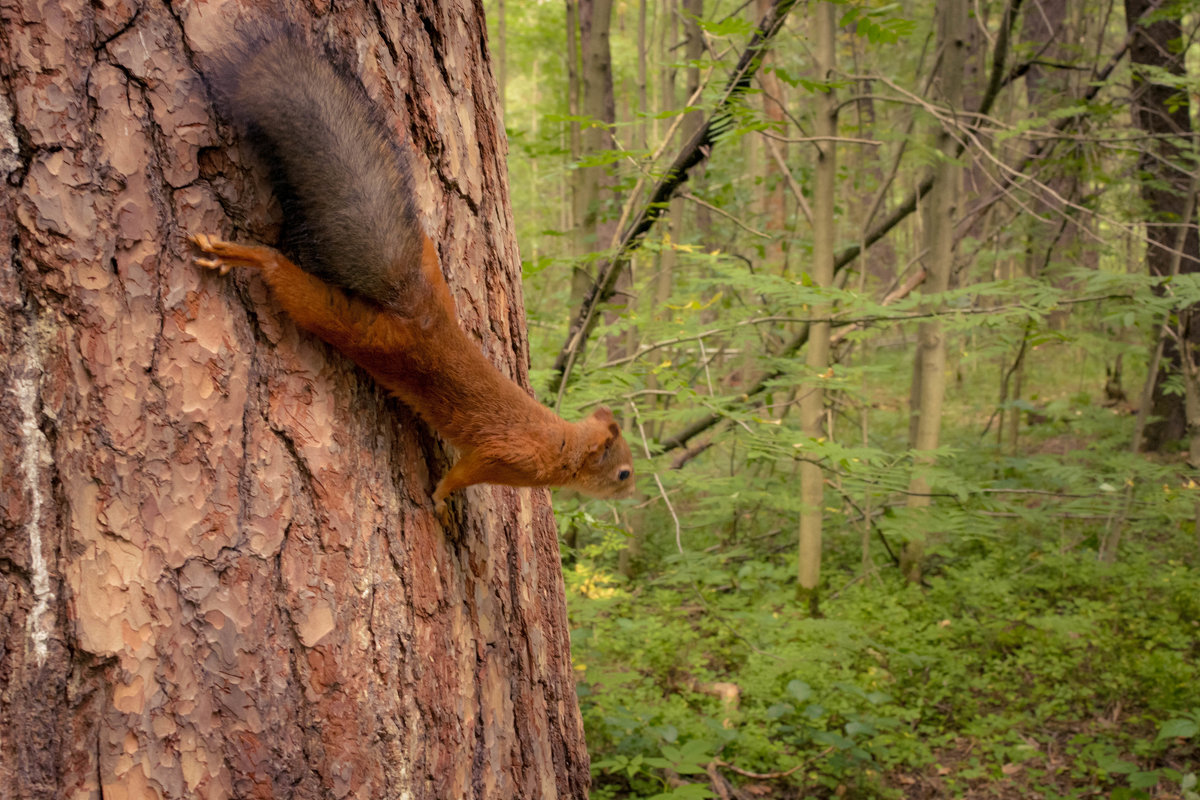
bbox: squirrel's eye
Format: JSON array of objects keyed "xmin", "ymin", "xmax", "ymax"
[{"xmin": 618, "ymin": 469, "xmax": 631, "ymax": 481}]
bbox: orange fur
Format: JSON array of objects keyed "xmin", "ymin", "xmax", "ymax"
[
  {"xmin": 191, "ymin": 234, "xmax": 636, "ymax": 511},
  {"xmin": 192, "ymin": 36, "xmax": 634, "ymax": 513}
]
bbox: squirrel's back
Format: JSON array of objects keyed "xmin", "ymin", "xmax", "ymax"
[{"xmin": 213, "ymin": 36, "xmax": 427, "ymax": 310}]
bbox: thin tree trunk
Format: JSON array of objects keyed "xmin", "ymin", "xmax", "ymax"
[
  {"xmin": 1004, "ymin": 259, "xmax": 1032, "ymax": 455},
  {"xmin": 577, "ymin": 0, "xmax": 628, "ymax": 369},
  {"xmin": 902, "ymin": 0, "xmax": 968, "ymax": 584},
  {"xmin": 656, "ymin": 0, "xmax": 704, "ymax": 312},
  {"xmin": 679, "ymin": 0, "xmax": 710, "ymax": 254},
  {"xmin": 0, "ymin": 3, "xmax": 587, "ymax": 798},
  {"xmin": 624, "ymin": 0, "xmax": 704, "ymax": 576},
  {"xmin": 1181, "ymin": 324, "xmax": 1200, "ymax": 547},
  {"xmin": 577, "ymin": 0, "xmax": 618, "ymax": 251},
  {"xmin": 798, "ymin": 1, "xmax": 836, "ymax": 615},
  {"xmin": 655, "ymin": 0, "xmax": 676, "ymax": 147},
  {"xmin": 566, "ymin": 0, "xmax": 583, "ymax": 238},
  {"xmin": 532, "ymin": 55, "xmax": 541, "ymax": 266},
  {"xmin": 618, "ymin": 0, "xmax": 673, "ymax": 579},
  {"xmin": 645, "ymin": 0, "xmax": 682, "ymax": 442},
  {"xmin": 758, "ymin": 0, "xmax": 789, "ymax": 276},
  {"xmin": 654, "ymin": 0, "xmax": 682, "ymax": 318},
  {"xmin": 1124, "ymin": 0, "xmax": 1200, "ymax": 450},
  {"xmin": 638, "ymin": 0, "xmax": 648, "ymax": 153},
  {"xmin": 1002, "ymin": 0, "xmax": 1070, "ymax": 455}
]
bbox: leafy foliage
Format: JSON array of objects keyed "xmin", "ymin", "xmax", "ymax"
[
  {"xmin": 487, "ymin": 0, "xmax": 1200, "ymax": 796},
  {"xmin": 569, "ymin": 512, "xmax": 1199, "ymax": 798}
]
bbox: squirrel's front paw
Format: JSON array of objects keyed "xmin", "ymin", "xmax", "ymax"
[{"xmin": 434, "ymin": 496, "xmax": 453, "ymax": 527}]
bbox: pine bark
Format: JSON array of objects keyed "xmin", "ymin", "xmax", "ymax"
[{"xmin": 0, "ymin": 2, "xmax": 588, "ymax": 798}]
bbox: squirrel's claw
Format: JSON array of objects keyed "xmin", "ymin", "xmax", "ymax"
[
  {"xmin": 194, "ymin": 257, "xmax": 235, "ymax": 276},
  {"xmin": 189, "ymin": 234, "xmax": 269, "ymax": 275},
  {"xmin": 190, "ymin": 233, "xmax": 230, "ymax": 274}
]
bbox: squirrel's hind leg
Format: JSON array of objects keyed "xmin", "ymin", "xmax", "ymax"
[
  {"xmin": 190, "ymin": 233, "xmax": 362, "ymax": 345},
  {"xmin": 190, "ymin": 234, "xmax": 284, "ymax": 275}
]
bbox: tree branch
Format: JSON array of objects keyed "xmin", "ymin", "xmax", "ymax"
[{"xmin": 549, "ymin": 0, "xmax": 800, "ymax": 396}]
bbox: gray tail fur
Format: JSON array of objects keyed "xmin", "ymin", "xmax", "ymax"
[{"xmin": 206, "ymin": 32, "xmax": 426, "ymax": 309}]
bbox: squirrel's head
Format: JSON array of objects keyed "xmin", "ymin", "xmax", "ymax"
[{"xmin": 571, "ymin": 406, "xmax": 636, "ymax": 499}]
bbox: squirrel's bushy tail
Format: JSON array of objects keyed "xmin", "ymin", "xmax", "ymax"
[{"xmin": 211, "ymin": 35, "xmax": 426, "ymax": 308}]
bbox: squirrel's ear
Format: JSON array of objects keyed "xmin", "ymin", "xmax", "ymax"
[{"xmin": 590, "ymin": 406, "xmax": 621, "ymax": 441}]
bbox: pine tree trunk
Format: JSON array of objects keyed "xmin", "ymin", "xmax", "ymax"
[{"xmin": 0, "ymin": 3, "xmax": 588, "ymax": 798}]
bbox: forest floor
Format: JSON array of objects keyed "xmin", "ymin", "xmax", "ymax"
[
  {"xmin": 573, "ymin": 369, "xmax": 1198, "ymax": 800},
  {"xmin": 885, "ymin": 718, "xmax": 1198, "ymax": 799}
]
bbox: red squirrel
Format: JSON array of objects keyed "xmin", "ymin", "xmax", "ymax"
[{"xmin": 190, "ymin": 35, "xmax": 635, "ymax": 512}]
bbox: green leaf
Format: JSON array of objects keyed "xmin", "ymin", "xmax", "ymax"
[
  {"xmin": 1097, "ymin": 755, "xmax": 1137, "ymax": 774},
  {"xmin": 649, "ymin": 784, "xmax": 715, "ymax": 800},
  {"xmin": 697, "ymin": 16, "xmax": 754, "ymax": 37},
  {"xmin": 845, "ymin": 720, "xmax": 878, "ymax": 737},
  {"xmin": 674, "ymin": 762, "xmax": 709, "ymax": 775},
  {"xmin": 1130, "ymin": 771, "xmax": 1161, "ymax": 790},
  {"xmin": 1159, "ymin": 719, "xmax": 1199, "ymax": 740},
  {"xmin": 765, "ymin": 702, "xmax": 792, "ymax": 719},
  {"xmin": 656, "ymin": 724, "xmax": 680, "ymax": 743},
  {"xmin": 787, "ymin": 679, "xmax": 813, "ymax": 702}
]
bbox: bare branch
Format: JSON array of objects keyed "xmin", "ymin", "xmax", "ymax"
[{"xmin": 550, "ymin": 0, "xmax": 801, "ymax": 397}]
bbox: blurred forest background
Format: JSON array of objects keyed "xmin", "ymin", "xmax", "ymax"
[{"xmin": 485, "ymin": 0, "xmax": 1199, "ymax": 796}]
